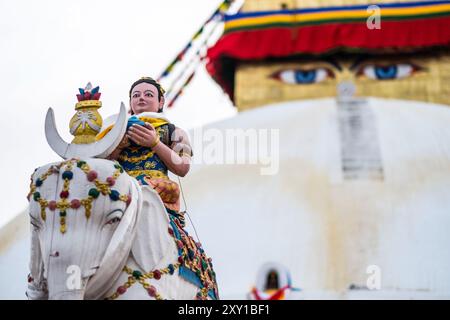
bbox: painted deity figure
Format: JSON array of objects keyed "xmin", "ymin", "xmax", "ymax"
[
  {"xmin": 104, "ymin": 77, "xmax": 192, "ymax": 213},
  {"xmin": 96, "ymin": 77, "xmax": 218, "ymax": 299}
]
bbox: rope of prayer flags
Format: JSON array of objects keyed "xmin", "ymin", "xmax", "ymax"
[
  {"xmin": 167, "ymin": 71, "xmax": 196, "ymax": 108},
  {"xmin": 157, "ymin": 0, "xmax": 233, "ymax": 81}
]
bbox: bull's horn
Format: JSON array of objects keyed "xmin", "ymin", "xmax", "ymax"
[{"xmin": 45, "ymin": 102, "xmax": 128, "ymax": 159}]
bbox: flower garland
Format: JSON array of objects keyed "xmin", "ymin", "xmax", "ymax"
[{"xmin": 106, "ymin": 212, "xmax": 218, "ymax": 300}]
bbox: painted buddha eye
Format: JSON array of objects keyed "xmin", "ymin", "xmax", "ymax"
[
  {"xmin": 358, "ymin": 63, "xmax": 420, "ymax": 80},
  {"xmin": 271, "ymin": 68, "xmax": 335, "ymax": 84}
]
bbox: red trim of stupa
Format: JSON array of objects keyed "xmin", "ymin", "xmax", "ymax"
[{"xmin": 206, "ymin": 15, "xmax": 450, "ymax": 102}]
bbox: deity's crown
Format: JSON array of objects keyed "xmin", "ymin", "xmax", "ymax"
[{"xmin": 75, "ymin": 82, "xmax": 102, "ymax": 110}]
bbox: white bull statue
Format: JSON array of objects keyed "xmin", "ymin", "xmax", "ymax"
[{"xmin": 26, "ymin": 104, "xmax": 218, "ymax": 300}]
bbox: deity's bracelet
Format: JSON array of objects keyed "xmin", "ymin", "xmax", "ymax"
[{"xmin": 150, "ymin": 137, "xmax": 160, "ymax": 148}]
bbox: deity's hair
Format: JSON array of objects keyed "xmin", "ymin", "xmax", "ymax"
[{"xmin": 129, "ymin": 77, "xmax": 165, "ymax": 101}]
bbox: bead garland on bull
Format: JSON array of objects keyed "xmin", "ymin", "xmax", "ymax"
[
  {"xmin": 106, "ymin": 216, "xmax": 218, "ymax": 300},
  {"xmin": 28, "ymin": 159, "xmax": 131, "ymax": 234},
  {"xmin": 28, "ymin": 83, "xmax": 132, "ymax": 233}
]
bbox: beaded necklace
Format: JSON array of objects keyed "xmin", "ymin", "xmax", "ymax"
[{"xmin": 29, "ymin": 159, "xmax": 131, "ymax": 234}]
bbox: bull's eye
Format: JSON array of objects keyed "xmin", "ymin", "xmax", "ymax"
[
  {"xmin": 106, "ymin": 217, "xmax": 121, "ymax": 225},
  {"xmin": 271, "ymin": 68, "xmax": 335, "ymax": 84},
  {"xmin": 357, "ymin": 63, "xmax": 421, "ymax": 80},
  {"xmin": 105, "ymin": 209, "xmax": 124, "ymax": 225}
]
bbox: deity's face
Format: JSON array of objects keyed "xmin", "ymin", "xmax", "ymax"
[{"xmin": 130, "ymin": 82, "xmax": 163, "ymax": 114}]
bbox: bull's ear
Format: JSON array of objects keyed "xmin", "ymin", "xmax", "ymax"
[{"xmin": 131, "ymin": 186, "xmax": 177, "ymax": 272}]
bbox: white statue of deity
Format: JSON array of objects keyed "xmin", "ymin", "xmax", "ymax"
[{"xmin": 27, "ymin": 83, "xmax": 218, "ymax": 300}]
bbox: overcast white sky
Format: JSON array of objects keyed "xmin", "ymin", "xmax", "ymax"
[{"xmin": 0, "ymin": 0, "xmax": 237, "ymax": 228}]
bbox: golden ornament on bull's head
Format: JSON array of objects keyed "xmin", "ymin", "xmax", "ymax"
[{"xmin": 69, "ymin": 82, "xmax": 103, "ymax": 144}]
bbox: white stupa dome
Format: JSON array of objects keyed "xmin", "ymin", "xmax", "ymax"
[{"xmin": 181, "ymin": 97, "xmax": 450, "ymax": 299}]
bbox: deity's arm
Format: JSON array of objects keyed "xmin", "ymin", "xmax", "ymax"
[{"xmin": 153, "ymin": 127, "xmax": 192, "ymax": 177}]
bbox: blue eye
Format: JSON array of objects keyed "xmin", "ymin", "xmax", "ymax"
[
  {"xmin": 294, "ymin": 70, "xmax": 317, "ymax": 84},
  {"xmin": 374, "ymin": 65, "xmax": 397, "ymax": 79},
  {"xmin": 272, "ymin": 68, "xmax": 333, "ymax": 84},
  {"xmin": 360, "ymin": 63, "xmax": 418, "ymax": 80}
]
